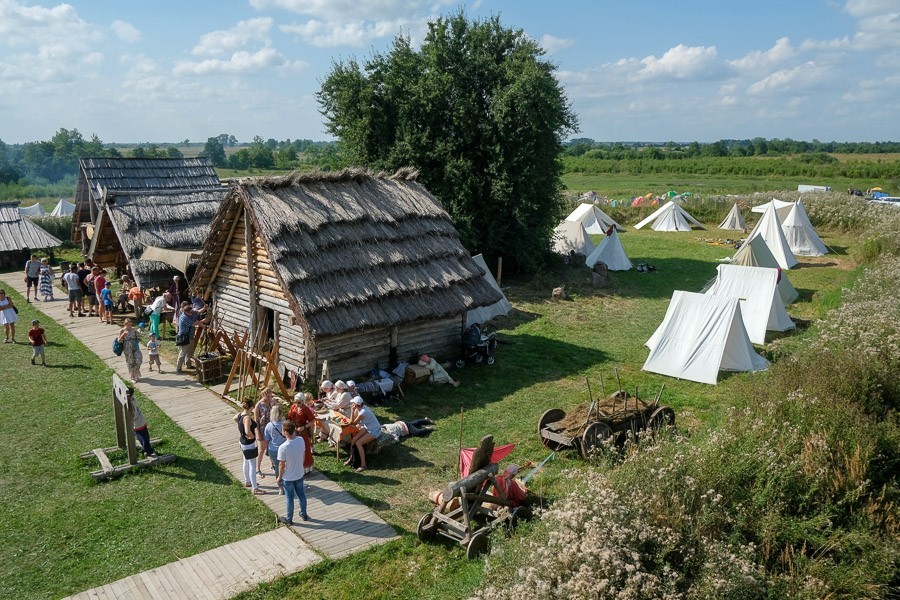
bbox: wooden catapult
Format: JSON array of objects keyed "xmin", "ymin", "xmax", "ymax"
[{"xmin": 80, "ymin": 374, "xmax": 175, "ymax": 481}]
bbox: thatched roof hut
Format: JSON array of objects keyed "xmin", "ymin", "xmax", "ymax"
[
  {"xmin": 192, "ymin": 168, "xmax": 502, "ymax": 381},
  {"xmin": 0, "ymin": 202, "xmax": 63, "ymax": 269}
]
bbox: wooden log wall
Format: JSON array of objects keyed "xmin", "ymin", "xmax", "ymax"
[
  {"xmin": 212, "ymin": 216, "xmax": 252, "ymax": 335},
  {"xmin": 396, "ymin": 316, "xmax": 463, "ymax": 363},
  {"xmin": 277, "ymin": 313, "xmax": 307, "ymax": 379},
  {"xmin": 315, "ymin": 326, "xmax": 392, "ymax": 381}
]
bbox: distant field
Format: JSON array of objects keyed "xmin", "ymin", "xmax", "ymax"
[{"xmin": 828, "ymin": 152, "xmax": 900, "ymax": 162}]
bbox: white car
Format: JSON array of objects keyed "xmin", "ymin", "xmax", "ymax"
[{"xmin": 868, "ymin": 196, "xmax": 900, "ymax": 207}]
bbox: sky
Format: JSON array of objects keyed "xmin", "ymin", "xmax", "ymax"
[{"xmin": 1, "ymin": 0, "xmax": 898, "ymax": 145}]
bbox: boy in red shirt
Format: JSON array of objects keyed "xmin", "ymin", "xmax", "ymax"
[{"xmin": 28, "ymin": 319, "xmax": 47, "ymax": 367}]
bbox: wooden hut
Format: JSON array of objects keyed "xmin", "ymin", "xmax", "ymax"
[
  {"xmin": 0, "ymin": 201, "xmax": 62, "ymax": 269},
  {"xmin": 71, "ymin": 157, "xmax": 225, "ymax": 286},
  {"xmin": 191, "ymin": 168, "xmax": 503, "ymax": 382}
]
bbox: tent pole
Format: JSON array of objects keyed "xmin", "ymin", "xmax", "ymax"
[
  {"xmin": 457, "ymin": 407, "xmax": 464, "ymax": 479},
  {"xmin": 496, "ymin": 257, "xmax": 503, "ymax": 287}
]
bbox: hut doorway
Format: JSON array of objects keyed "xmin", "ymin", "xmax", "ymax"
[{"xmin": 262, "ymin": 307, "xmax": 276, "ymax": 352}]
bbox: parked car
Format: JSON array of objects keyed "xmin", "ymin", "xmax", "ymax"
[{"xmin": 868, "ymin": 196, "xmax": 900, "ymax": 207}]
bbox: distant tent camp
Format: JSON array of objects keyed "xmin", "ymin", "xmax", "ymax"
[
  {"xmin": 50, "ymin": 199, "xmax": 75, "ymax": 217},
  {"xmin": 718, "ymin": 202, "xmax": 747, "ymax": 230},
  {"xmin": 585, "ymin": 229, "xmax": 632, "ymax": 270},
  {"xmin": 751, "ymin": 198, "xmax": 794, "ymax": 221},
  {"xmin": 565, "ymin": 203, "xmax": 623, "ymax": 233},
  {"xmin": 643, "ymin": 291, "xmax": 769, "ymax": 385},
  {"xmin": 728, "ymin": 237, "xmax": 799, "ymax": 305},
  {"xmin": 704, "ymin": 264, "xmax": 795, "ymax": 344},
  {"xmin": 630, "ymin": 197, "xmax": 646, "ymax": 207},
  {"xmin": 782, "ymin": 199, "xmax": 828, "ymax": 257},
  {"xmin": 552, "ymin": 221, "xmax": 596, "ymax": 257},
  {"xmin": 466, "ymin": 254, "xmax": 512, "ymax": 326},
  {"xmin": 633, "ymin": 200, "xmax": 705, "ymax": 231},
  {"xmin": 740, "ymin": 202, "xmax": 797, "ymax": 269},
  {"xmin": 18, "ymin": 203, "xmax": 45, "ymax": 217}
]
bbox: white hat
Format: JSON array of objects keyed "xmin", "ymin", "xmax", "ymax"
[
  {"xmin": 504, "ymin": 464, "xmax": 519, "ymax": 476},
  {"xmin": 335, "ymin": 380, "xmax": 348, "ymax": 390},
  {"xmin": 346, "ymin": 380, "xmax": 356, "ymax": 388},
  {"xmin": 351, "ymin": 396, "xmax": 364, "ymax": 405},
  {"xmin": 293, "ymin": 393, "xmax": 305, "ymax": 402},
  {"xmin": 320, "ymin": 380, "xmax": 334, "ymax": 390}
]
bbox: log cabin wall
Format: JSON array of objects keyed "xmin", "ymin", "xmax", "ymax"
[
  {"xmin": 211, "ymin": 212, "xmax": 253, "ymax": 335},
  {"xmin": 277, "ymin": 313, "xmax": 308, "ymax": 379},
  {"xmin": 396, "ymin": 316, "xmax": 463, "ymax": 364},
  {"xmin": 313, "ymin": 326, "xmax": 392, "ymax": 382}
]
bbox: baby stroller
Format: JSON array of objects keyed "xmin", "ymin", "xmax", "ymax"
[{"xmin": 456, "ymin": 323, "xmax": 497, "ymax": 367}]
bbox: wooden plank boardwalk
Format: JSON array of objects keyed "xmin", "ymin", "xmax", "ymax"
[{"xmin": 1, "ymin": 273, "xmax": 399, "ymax": 598}]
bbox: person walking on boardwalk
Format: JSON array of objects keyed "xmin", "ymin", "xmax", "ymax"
[
  {"xmin": 276, "ymin": 420, "xmax": 309, "ymax": 525},
  {"xmin": 38, "ymin": 258, "xmax": 54, "ymax": 301},
  {"xmin": 175, "ymin": 302, "xmax": 207, "ymax": 374},
  {"xmin": 62, "ymin": 264, "xmax": 83, "ymax": 317},
  {"xmin": 23, "ymin": 254, "xmax": 41, "ymax": 303},
  {"xmin": 0, "ymin": 289, "xmax": 18, "ymax": 343},
  {"xmin": 235, "ymin": 399, "xmax": 266, "ymax": 495},
  {"xmin": 117, "ymin": 318, "xmax": 143, "ymax": 383}
]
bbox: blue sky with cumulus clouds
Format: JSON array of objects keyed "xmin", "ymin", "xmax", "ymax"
[{"xmin": 1, "ymin": 0, "xmax": 898, "ymax": 144}]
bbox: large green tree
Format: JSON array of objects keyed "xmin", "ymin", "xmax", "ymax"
[{"xmin": 318, "ymin": 11, "xmax": 577, "ymax": 271}]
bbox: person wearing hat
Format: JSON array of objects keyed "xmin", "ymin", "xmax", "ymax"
[
  {"xmin": 418, "ymin": 354, "xmax": 460, "ymax": 388},
  {"xmin": 492, "ymin": 463, "xmax": 527, "ymax": 507},
  {"xmin": 319, "ymin": 380, "xmax": 335, "ymax": 401},
  {"xmin": 28, "ymin": 319, "xmax": 47, "ymax": 367},
  {"xmin": 347, "ymin": 396, "xmax": 381, "ymax": 472}
]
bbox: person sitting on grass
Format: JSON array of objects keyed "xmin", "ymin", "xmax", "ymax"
[
  {"xmin": 28, "ymin": 319, "xmax": 47, "ymax": 367},
  {"xmin": 346, "ymin": 396, "xmax": 381, "ymax": 473}
]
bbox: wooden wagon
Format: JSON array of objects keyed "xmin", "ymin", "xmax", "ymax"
[{"xmin": 538, "ymin": 387, "xmax": 675, "ymax": 459}]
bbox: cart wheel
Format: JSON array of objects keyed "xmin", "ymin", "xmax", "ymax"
[
  {"xmin": 466, "ymin": 530, "xmax": 490, "ymax": 559},
  {"xmin": 416, "ymin": 513, "xmax": 436, "ymax": 543},
  {"xmin": 581, "ymin": 422, "xmax": 613, "ymax": 458},
  {"xmin": 538, "ymin": 409, "xmax": 567, "ymax": 450},
  {"xmin": 649, "ymin": 406, "xmax": 676, "ymax": 435},
  {"xmin": 486, "ymin": 355, "xmax": 495, "ymax": 365},
  {"xmin": 507, "ymin": 506, "xmax": 530, "ymax": 531},
  {"xmin": 455, "ymin": 358, "xmax": 465, "ymax": 368}
]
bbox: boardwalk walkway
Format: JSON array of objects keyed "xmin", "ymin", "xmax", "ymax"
[{"xmin": 0, "ymin": 272, "xmax": 398, "ymax": 598}]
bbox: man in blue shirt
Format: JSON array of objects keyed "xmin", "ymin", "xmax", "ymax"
[{"xmin": 175, "ymin": 302, "xmax": 208, "ymax": 374}]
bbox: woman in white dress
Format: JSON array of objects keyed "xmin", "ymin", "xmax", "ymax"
[{"xmin": 0, "ymin": 289, "xmax": 18, "ymax": 343}]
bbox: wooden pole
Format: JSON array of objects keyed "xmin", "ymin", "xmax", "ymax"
[
  {"xmin": 457, "ymin": 407, "xmax": 464, "ymax": 479},
  {"xmin": 496, "ymin": 256, "xmax": 503, "ymax": 287}
]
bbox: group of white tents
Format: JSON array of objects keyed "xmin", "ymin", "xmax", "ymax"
[
  {"xmin": 554, "ymin": 204, "xmax": 634, "ymax": 271},
  {"xmin": 17, "ymin": 199, "xmax": 75, "ymax": 218}
]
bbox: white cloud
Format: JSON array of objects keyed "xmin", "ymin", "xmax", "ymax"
[
  {"xmin": 174, "ymin": 46, "xmax": 306, "ymax": 76},
  {"xmin": 192, "ymin": 18, "xmax": 273, "ymax": 56},
  {"xmin": 280, "ymin": 18, "xmax": 405, "ymax": 47},
  {"xmin": 111, "ymin": 20, "xmax": 141, "ymax": 43},
  {"xmin": 638, "ymin": 44, "xmax": 718, "ymax": 80},
  {"xmin": 799, "ymin": 36, "xmax": 852, "ymax": 51},
  {"xmin": 249, "ymin": 0, "xmax": 454, "ymax": 23},
  {"xmin": 540, "ymin": 34, "xmax": 574, "ymax": 53},
  {"xmin": 728, "ymin": 37, "xmax": 795, "ymax": 72},
  {"xmin": 746, "ymin": 61, "xmax": 831, "ymax": 96}
]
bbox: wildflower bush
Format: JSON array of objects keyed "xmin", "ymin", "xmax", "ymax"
[{"xmin": 475, "ymin": 212, "xmax": 900, "ymax": 598}]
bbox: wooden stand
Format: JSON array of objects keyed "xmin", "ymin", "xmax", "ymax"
[
  {"xmin": 196, "ymin": 354, "xmax": 222, "ymax": 383},
  {"xmin": 80, "ymin": 374, "xmax": 175, "ymax": 481}
]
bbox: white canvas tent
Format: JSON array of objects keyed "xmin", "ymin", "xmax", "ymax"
[
  {"xmin": 633, "ymin": 200, "xmax": 705, "ymax": 231},
  {"xmin": 718, "ymin": 202, "xmax": 747, "ymax": 230},
  {"xmin": 751, "ymin": 198, "xmax": 794, "ymax": 221},
  {"xmin": 704, "ymin": 264, "xmax": 795, "ymax": 344},
  {"xmin": 50, "ymin": 199, "xmax": 75, "ymax": 216},
  {"xmin": 729, "ymin": 236, "xmax": 799, "ymax": 305},
  {"xmin": 18, "ymin": 203, "xmax": 45, "ymax": 217},
  {"xmin": 740, "ymin": 202, "xmax": 797, "ymax": 269},
  {"xmin": 565, "ymin": 202, "xmax": 623, "ymax": 233},
  {"xmin": 467, "ymin": 253, "xmax": 512, "ymax": 326},
  {"xmin": 781, "ymin": 199, "xmax": 827, "ymax": 256},
  {"xmin": 584, "ymin": 229, "xmax": 632, "ymax": 270},
  {"xmin": 643, "ymin": 291, "xmax": 769, "ymax": 385},
  {"xmin": 553, "ymin": 220, "xmax": 596, "ymax": 257}
]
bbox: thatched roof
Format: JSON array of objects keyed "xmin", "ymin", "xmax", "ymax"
[
  {"xmin": 94, "ymin": 188, "xmax": 227, "ymax": 288},
  {"xmin": 0, "ymin": 202, "xmax": 62, "ymax": 252},
  {"xmin": 193, "ymin": 168, "xmax": 503, "ymax": 338}
]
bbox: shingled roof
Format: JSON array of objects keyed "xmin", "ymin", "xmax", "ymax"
[
  {"xmin": 193, "ymin": 168, "xmax": 503, "ymax": 338},
  {"xmin": 0, "ymin": 202, "xmax": 62, "ymax": 252}
]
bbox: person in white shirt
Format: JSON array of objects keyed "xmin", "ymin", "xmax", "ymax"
[
  {"xmin": 276, "ymin": 420, "xmax": 309, "ymax": 525},
  {"xmin": 347, "ymin": 396, "xmax": 381, "ymax": 472}
]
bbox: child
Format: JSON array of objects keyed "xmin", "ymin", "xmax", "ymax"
[
  {"xmin": 116, "ymin": 279, "xmax": 130, "ymax": 313},
  {"xmin": 146, "ymin": 332, "xmax": 162, "ymax": 373},
  {"xmin": 100, "ymin": 281, "xmax": 114, "ymax": 324},
  {"xmin": 126, "ymin": 388, "xmax": 157, "ymax": 458},
  {"xmin": 28, "ymin": 319, "xmax": 47, "ymax": 367}
]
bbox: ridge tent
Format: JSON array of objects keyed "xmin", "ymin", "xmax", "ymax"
[
  {"xmin": 18, "ymin": 203, "xmax": 45, "ymax": 217},
  {"xmin": 584, "ymin": 229, "xmax": 633, "ymax": 270},
  {"xmin": 552, "ymin": 221, "xmax": 596, "ymax": 257},
  {"xmin": 565, "ymin": 202, "xmax": 624, "ymax": 233},
  {"xmin": 729, "ymin": 237, "xmax": 799, "ymax": 305},
  {"xmin": 751, "ymin": 198, "xmax": 794, "ymax": 221},
  {"xmin": 50, "ymin": 199, "xmax": 75, "ymax": 216},
  {"xmin": 704, "ymin": 264, "xmax": 795, "ymax": 344},
  {"xmin": 782, "ymin": 199, "xmax": 828, "ymax": 256},
  {"xmin": 718, "ymin": 202, "xmax": 747, "ymax": 230},
  {"xmin": 643, "ymin": 291, "xmax": 769, "ymax": 385},
  {"xmin": 467, "ymin": 253, "xmax": 512, "ymax": 327},
  {"xmin": 740, "ymin": 202, "xmax": 797, "ymax": 269},
  {"xmin": 633, "ymin": 200, "xmax": 705, "ymax": 231}
]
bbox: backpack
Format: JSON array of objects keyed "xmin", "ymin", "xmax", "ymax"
[{"xmin": 112, "ymin": 337, "xmax": 124, "ymax": 356}]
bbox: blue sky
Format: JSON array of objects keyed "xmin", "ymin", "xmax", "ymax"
[{"xmin": 1, "ymin": 0, "xmax": 898, "ymax": 144}]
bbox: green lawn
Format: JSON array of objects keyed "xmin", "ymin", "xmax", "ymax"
[{"xmin": 0, "ymin": 288, "xmax": 273, "ymax": 600}]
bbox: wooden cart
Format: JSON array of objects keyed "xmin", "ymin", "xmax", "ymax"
[{"xmin": 538, "ymin": 387, "xmax": 675, "ymax": 459}]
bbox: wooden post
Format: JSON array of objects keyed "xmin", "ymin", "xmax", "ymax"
[
  {"xmin": 496, "ymin": 256, "xmax": 503, "ymax": 287},
  {"xmin": 113, "ymin": 386, "xmax": 126, "ymax": 449},
  {"xmin": 457, "ymin": 407, "xmax": 464, "ymax": 479}
]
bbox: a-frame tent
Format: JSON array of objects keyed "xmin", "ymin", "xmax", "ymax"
[
  {"xmin": 730, "ymin": 236, "xmax": 799, "ymax": 305},
  {"xmin": 50, "ymin": 199, "xmax": 75, "ymax": 216},
  {"xmin": 466, "ymin": 254, "xmax": 512, "ymax": 326},
  {"xmin": 553, "ymin": 220, "xmax": 596, "ymax": 257},
  {"xmin": 18, "ymin": 203, "xmax": 45, "ymax": 217},
  {"xmin": 643, "ymin": 291, "xmax": 769, "ymax": 385},
  {"xmin": 740, "ymin": 202, "xmax": 797, "ymax": 269},
  {"xmin": 565, "ymin": 203, "xmax": 624, "ymax": 233},
  {"xmin": 718, "ymin": 202, "xmax": 747, "ymax": 230},
  {"xmin": 585, "ymin": 229, "xmax": 632, "ymax": 270},
  {"xmin": 704, "ymin": 264, "xmax": 795, "ymax": 344},
  {"xmin": 751, "ymin": 198, "xmax": 794, "ymax": 221},
  {"xmin": 633, "ymin": 200, "xmax": 705, "ymax": 231},
  {"xmin": 782, "ymin": 199, "xmax": 828, "ymax": 256}
]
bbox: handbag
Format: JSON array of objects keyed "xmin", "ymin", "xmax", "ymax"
[
  {"xmin": 112, "ymin": 338, "xmax": 124, "ymax": 356},
  {"xmin": 12, "ymin": 306, "xmax": 17, "ymax": 314},
  {"xmin": 175, "ymin": 332, "xmax": 191, "ymax": 346}
]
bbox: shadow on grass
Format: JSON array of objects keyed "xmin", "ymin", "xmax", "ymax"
[
  {"xmin": 47, "ymin": 363, "xmax": 92, "ymax": 370},
  {"xmin": 148, "ymin": 455, "xmax": 235, "ymax": 485},
  {"xmin": 795, "ymin": 261, "xmax": 839, "ymax": 269}
]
